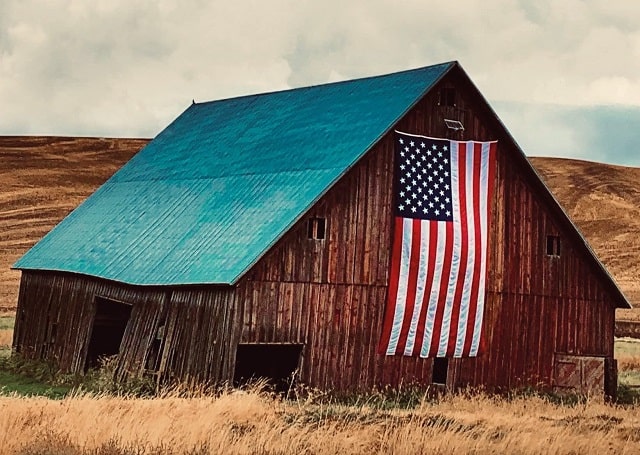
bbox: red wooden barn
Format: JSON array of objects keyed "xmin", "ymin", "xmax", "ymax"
[{"xmin": 12, "ymin": 61, "xmax": 630, "ymax": 396}]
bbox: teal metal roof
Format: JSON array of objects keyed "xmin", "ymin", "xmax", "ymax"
[{"xmin": 14, "ymin": 62, "xmax": 454, "ymax": 285}]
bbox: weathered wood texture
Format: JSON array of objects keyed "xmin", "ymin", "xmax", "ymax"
[
  {"xmin": 13, "ymin": 66, "xmax": 618, "ymax": 393},
  {"xmin": 13, "ymin": 273, "xmax": 238, "ymax": 382}
]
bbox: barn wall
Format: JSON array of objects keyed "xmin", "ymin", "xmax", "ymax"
[
  {"xmin": 13, "ymin": 272, "xmax": 239, "ymax": 383},
  {"xmin": 241, "ymin": 67, "xmax": 618, "ymax": 391}
]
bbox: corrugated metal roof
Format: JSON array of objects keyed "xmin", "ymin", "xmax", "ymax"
[{"xmin": 14, "ymin": 62, "xmax": 454, "ymax": 285}]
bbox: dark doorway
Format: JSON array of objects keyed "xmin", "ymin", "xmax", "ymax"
[
  {"xmin": 432, "ymin": 357, "xmax": 449, "ymax": 385},
  {"xmin": 233, "ymin": 343, "xmax": 303, "ymax": 392},
  {"xmin": 85, "ymin": 297, "xmax": 133, "ymax": 370}
]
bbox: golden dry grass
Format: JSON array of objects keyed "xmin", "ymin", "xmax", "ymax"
[
  {"xmin": 0, "ymin": 390, "xmax": 639, "ymax": 454},
  {"xmin": 0, "ymin": 330, "xmax": 12, "ymax": 348}
]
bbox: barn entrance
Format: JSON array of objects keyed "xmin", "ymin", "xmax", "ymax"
[
  {"xmin": 233, "ymin": 343, "xmax": 303, "ymax": 393},
  {"xmin": 85, "ymin": 297, "xmax": 133, "ymax": 370}
]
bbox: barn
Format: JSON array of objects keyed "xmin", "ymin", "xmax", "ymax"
[{"xmin": 12, "ymin": 61, "xmax": 630, "ymax": 397}]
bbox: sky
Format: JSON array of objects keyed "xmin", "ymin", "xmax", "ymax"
[{"xmin": 1, "ymin": 0, "xmax": 640, "ymax": 166}]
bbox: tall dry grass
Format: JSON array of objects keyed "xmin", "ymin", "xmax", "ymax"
[
  {"xmin": 0, "ymin": 389, "xmax": 639, "ymax": 455},
  {"xmin": 0, "ymin": 330, "xmax": 12, "ymax": 347}
]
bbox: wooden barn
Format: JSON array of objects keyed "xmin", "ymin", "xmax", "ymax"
[{"xmin": 12, "ymin": 61, "xmax": 630, "ymax": 397}]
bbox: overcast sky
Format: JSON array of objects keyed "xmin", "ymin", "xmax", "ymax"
[{"xmin": 1, "ymin": 0, "xmax": 639, "ymax": 166}]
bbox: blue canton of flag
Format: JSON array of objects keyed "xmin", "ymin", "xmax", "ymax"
[{"xmin": 395, "ymin": 136, "xmax": 453, "ymax": 222}]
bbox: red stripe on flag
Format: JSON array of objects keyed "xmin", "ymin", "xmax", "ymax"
[
  {"xmin": 447, "ymin": 142, "xmax": 469, "ymax": 356},
  {"xmin": 411, "ymin": 221, "xmax": 438, "ymax": 356},
  {"xmin": 378, "ymin": 216, "xmax": 404, "ymax": 354},
  {"xmin": 462, "ymin": 142, "xmax": 483, "ymax": 356},
  {"xmin": 395, "ymin": 218, "xmax": 422, "ymax": 354},
  {"xmin": 427, "ymin": 221, "xmax": 454, "ymax": 357}
]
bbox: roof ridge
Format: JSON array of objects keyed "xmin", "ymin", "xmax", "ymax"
[{"xmin": 193, "ymin": 61, "xmax": 457, "ymax": 107}]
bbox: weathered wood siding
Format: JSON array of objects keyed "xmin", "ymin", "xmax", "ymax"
[{"xmin": 13, "ymin": 273, "xmax": 239, "ymax": 382}]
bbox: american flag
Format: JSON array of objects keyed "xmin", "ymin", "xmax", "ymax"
[{"xmin": 379, "ymin": 131, "xmax": 496, "ymax": 358}]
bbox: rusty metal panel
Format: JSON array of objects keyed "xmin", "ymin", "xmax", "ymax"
[{"xmin": 553, "ymin": 354, "xmax": 605, "ymax": 396}]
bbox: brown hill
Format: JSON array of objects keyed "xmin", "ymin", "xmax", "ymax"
[
  {"xmin": 529, "ymin": 157, "xmax": 640, "ymax": 320},
  {"xmin": 0, "ymin": 136, "xmax": 149, "ymax": 311},
  {"xmin": 0, "ymin": 138, "xmax": 638, "ymax": 320}
]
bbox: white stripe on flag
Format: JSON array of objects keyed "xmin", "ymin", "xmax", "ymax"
[
  {"xmin": 404, "ymin": 220, "xmax": 430, "ymax": 355},
  {"xmin": 420, "ymin": 221, "xmax": 446, "ymax": 357},
  {"xmin": 437, "ymin": 141, "xmax": 462, "ymax": 357},
  {"xmin": 470, "ymin": 142, "xmax": 491, "ymax": 355},
  {"xmin": 455, "ymin": 142, "xmax": 478, "ymax": 356},
  {"xmin": 386, "ymin": 218, "xmax": 413, "ymax": 355}
]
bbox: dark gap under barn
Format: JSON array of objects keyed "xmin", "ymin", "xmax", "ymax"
[
  {"xmin": 85, "ymin": 296, "xmax": 132, "ymax": 370},
  {"xmin": 233, "ymin": 343, "xmax": 303, "ymax": 393}
]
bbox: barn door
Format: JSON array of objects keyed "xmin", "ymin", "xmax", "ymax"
[
  {"xmin": 85, "ymin": 297, "xmax": 133, "ymax": 370},
  {"xmin": 553, "ymin": 354, "xmax": 606, "ymax": 396}
]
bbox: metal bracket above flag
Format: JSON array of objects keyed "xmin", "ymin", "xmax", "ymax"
[{"xmin": 379, "ymin": 131, "xmax": 497, "ymax": 358}]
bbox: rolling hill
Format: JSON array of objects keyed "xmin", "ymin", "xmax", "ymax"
[{"xmin": 0, "ymin": 137, "xmax": 638, "ymax": 320}]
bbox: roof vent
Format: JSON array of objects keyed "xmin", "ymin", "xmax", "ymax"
[{"xmin": 444, "ymin": 119, "xmax": 464, "ymax": 131}]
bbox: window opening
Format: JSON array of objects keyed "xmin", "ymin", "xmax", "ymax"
[
  {"xmin": 234, "ymin": 343, "xmax": 303, "ymax": 393},
  {"xmin": 85, "ymin": 297, "xmax": 133, "ymax": 370},
  {"xmin": 546, "ymin": 235, "xmax": 561, "ymax": 257},
  {"xmin": 439, "ymin": 87, "xmax": 457, "ymax": 107},
  {"xmin": 307, "ymin": 217, "xmax": 326, "ymax": 240},
  {"xmin": 432, "ymin": 357, "xmax": 449, "ymax": 385}
]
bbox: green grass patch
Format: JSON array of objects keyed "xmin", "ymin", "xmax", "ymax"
[
  {"xmin": 0, "ymin": 369, "xmax": 70, "ymax": 398},
  {"xmin": 0, "ymin": 314, "xmax": 14, "ymax": 330},
  {"xmin": 0, "ymin": 350, "xmax": 70, "ymax": 398},
  {"xmin": 615, "ymin": 337, "xmax": 640, "ymax": 357}
]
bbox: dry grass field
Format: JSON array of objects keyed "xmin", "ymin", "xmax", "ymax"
[
  {"xmin": 0, "ymin": 137, "xmax": 639, "ymax": 322},
  {"xmin": 0, "ymin": 388, "xmax": 639, "ymax": 454}
]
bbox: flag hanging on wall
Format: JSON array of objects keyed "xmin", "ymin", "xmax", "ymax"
[{"xmin": 379, "ymin": 131, "xmax": 497, "ymax": 358}]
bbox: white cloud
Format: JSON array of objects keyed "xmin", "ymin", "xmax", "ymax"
[{"xmin": 0, "ymin": 0, "xmax": 639, "ymax": 165}]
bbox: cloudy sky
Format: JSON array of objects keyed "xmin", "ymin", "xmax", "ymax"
[{"xmin": 1, "ymin": 0, "xmax": 639, "ymax": 166}]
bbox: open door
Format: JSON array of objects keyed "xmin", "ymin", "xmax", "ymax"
[
  {"xmin": 233, "ymin": 343, "xmax": 303, "ymax": 392},
  {"xmin": 85, "ymin": 297, "xmax": 133, "ymax": 370}
]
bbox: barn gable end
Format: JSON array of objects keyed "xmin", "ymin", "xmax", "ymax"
[{"xmin": 12, "ymin": 62, "xmax": 629, "ymax": 396}]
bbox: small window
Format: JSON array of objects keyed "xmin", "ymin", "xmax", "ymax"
[
  {"xmin": 307, "ymin": 217, "xmax": 326, "ymax": 240},
  {"xmin": 432, "ymin": 357, "xmax": 449, "ymax": 385},
  {"xmin": 439, "ymin": 87, "xmax": 456, "ymax": 107},
  {"xmin": 546, "ymin": 235, "xmax": 561, "ymax": 256}
]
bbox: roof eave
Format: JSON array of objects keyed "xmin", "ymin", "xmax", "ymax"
[{"xmin": 448, "ymin": 64, "xmax": 631, "ymax": 310}]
